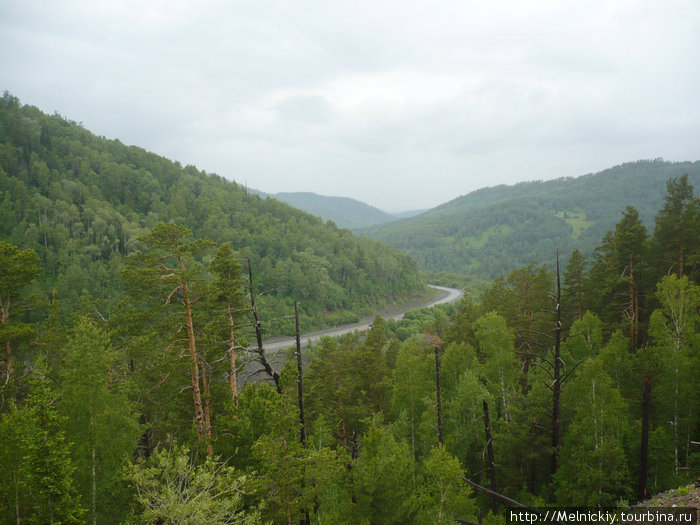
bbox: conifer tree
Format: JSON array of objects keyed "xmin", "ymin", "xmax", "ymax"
[
  {"xmin": 0, "ymin": 241, "xmax": 40, "ymax": 403},
  {"xmin": 207, "ymin": 243, "xmax": 246, "ymax": 408},
  {"xmin": 562, "ymin": 249, "xmax": 587, "ymax": 325},
  {"xmin": 613, "ymin": 206, "xmax": 648, "ymax": 346},
  {"xmin": 125, "ymin": 441, "xmax": 260, "ymax": 524},
  {"xmin": 122, "ymin": 222, "xmax": 214, "ymax": 453},
  {"xmin": 653, "ymin": 174, "xmax": 700, "ymax": 280}
]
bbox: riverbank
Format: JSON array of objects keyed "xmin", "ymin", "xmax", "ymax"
[{"xmin": 262, "ymin": 284, "xmax": 462, "ymax": 352}]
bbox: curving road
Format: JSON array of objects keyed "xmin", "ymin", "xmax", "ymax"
[{"xmin": 262, "ymin": 284, "xmax": 463, "ymax": 352}]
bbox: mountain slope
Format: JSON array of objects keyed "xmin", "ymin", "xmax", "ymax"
[
  {"xmin": 272, "ymin": 191, "xmax": 397, "ymax": 229},
  {"xmin": 0, "ymin": 93, "xmax": 424, "ymax": 330},
  {"xmin": 359, "ymin": 160, "xmax": 700, "ymax": 282}
]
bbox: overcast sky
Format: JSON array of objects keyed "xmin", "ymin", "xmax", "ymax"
[{"xmin": 2, "ymin": 0, "xmax": 699, "ymax": 212}]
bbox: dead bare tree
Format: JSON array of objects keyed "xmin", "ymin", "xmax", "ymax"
[
  {"xmin": 435, "ymin": 345, "xmax": 444, "ymax": 445},
  {"xmin": 482, "ymin": 400, "xmax": 497, "ymax": 514},
  {"xmin": 639, "ymin": 375, "xmax": 651, "ymax": 500},
  {"xmin": 247, "ymin": 259, "xmax": 281, "ymax": 393}
]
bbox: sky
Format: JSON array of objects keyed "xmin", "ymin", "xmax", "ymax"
[{"xmin": 1, "ymin": 0, "xmax": 699, "ymax": 212}]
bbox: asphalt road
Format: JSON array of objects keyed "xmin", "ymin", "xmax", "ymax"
[{"xmin": 262, "ymin": 284, "xmax": 463, "ymax": 352}]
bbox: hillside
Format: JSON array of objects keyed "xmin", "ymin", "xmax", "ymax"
[
  {"xmin": 271, "ymin": 191, "xmax": 397, "ymax": 229},
  {"xmin": 3, "ymin": 96, "xmax": 698, "ymax": 525},
  {"xmin": 0, "ymin": 93, "xmax": 424, "ymax": 330},
  {"xmin": 359, "ymin": 160, "xmax": 700, "ymax": 283}
]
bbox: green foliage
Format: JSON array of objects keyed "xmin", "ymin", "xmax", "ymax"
[
  {"xmin": 363, "ymin": 198, "xmax": 569, "ymax": 279},
  {"xmin": 0, "ymin": 361, "xmax": 85, "ymax": 524},
  {"xmin": 562, "ymin": 312, "xmax": 603, "ymax": 362},
  {"xmin": 362, "ymin": 160, "xmax": 700, "ymax": 285},
  {"xmin": 351, "ymin": 420, "xmax": 416, "ymax": 524},
  {"xmin": 0, "ymin": 240, "xmax": 40, "ymax": 401},
  {"xmin": 414, "ymin": 445, "xmax": 475, "ymax": 525},
  {"xmin": 562, "ymin": 249, "xmax": 587, "ymax": 326},
  {"xmin": 442, "ymin": 368, "xmax": 492, "ymax": 477},
  {"xmin": 272, "ymin": 191, "xmax": 397, "ymax": 229},
  {"xmin": 58, "ymin": 316, "xmax": 139, "ymax": 524},
  {"xmin": 648, "ymin": 275, "xmax": 699, "ymax": 479},
  {"xmin": 390, "ymin": 336, "xmax": 435, "ymax": 459},
  {"xmin": 474, "ymin": 313, "xmax": 518, "ymax": 420},
  {"xmin": 652, "ymin": 174, "xmax": 700, "ymax": 280},
  {"xmin": 124, "ymin": 441, "xmax": 261, "ymax": 524},
  {"xmin": 0, "ymin": 94, "xmax": 424, "ymax": 331},
  {"xmin": 3, "ymin": 92, "xmax": 700, "ymax": 517},
  {"xmin": 556, "ymin": 358, "xmax": 632, "ymax": 506}
]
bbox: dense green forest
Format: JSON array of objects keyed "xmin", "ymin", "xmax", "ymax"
[
  {"xmin": 359, "ymin": 160, "xmax": 700, "ymax": 289},
  {"xmin": 0, "ymin": 93, "xmax": 424, "ymax": 332},
  {"xmin": 0, "ymin": 92, "xmax": 698, "ymax": 524}
]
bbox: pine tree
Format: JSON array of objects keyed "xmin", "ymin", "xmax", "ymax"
[
  {"xmin": 122, "ymin": 222, "xmax": 215, "ymax": 453},
  {"xmin": 653, "ymin": 174, "xmax": 700, "ymax": 280},
  {"xmin": 562, "ymin": 249, "xmax": 587, "ymax": 325},
  {"xmin": 588, "ymin": 208, "xmax": 649, "ymax": 345},
  {"xmin": 207, "ymin": 243, "xmax": 246, "ymax": 408},
  {"xmin": 613, "ymin": 206, "xmax": 648, "ymax": 346},
  {"xmin": 351, "ymin": 420, "xmax": 415, "ymax": 524},
  {"xmin": 125, "ymin": 441, "xmax": 261, "ymax": 524}
]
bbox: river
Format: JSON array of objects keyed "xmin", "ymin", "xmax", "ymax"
[{"xmin": 261, "ymin": 284, "xmax": 463, "ymax": 352}]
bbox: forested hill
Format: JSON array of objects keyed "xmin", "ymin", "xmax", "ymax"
[
  {"xmin": 0, "ymin": 93, "xmax": 424, "ymax": 329},
  {"xmin": 358, "ymin": 160, "xmax": 700, "ymax": 285},
  {"xmin": 270, "ymin": 191, "xmax": 397, "ymax": 229}
]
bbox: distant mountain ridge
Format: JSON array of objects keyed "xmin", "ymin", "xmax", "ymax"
[
  {"xmin": 359, "ymin": 160, "xmax": 700, "ymax": 285},
  {"xmin": 271, "ymin": 191, "xmax": 397, "ymax": 229}
]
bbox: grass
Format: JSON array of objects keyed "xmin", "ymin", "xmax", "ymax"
[
  {"xmin": 463, "ymin": 224, "xmax": 513, "ymax": 248},
  {"xmin": 555, "ymin": 211, "xmax": 594, "ymax": 239}
]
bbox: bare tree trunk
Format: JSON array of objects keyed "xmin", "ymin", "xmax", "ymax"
[
  {"xmin": 227, "ymin": 306, "xmax": 238, "ymax": 408},
  {"xmin": 1, "ymin": 296, "xmax": 12, "ymax": 391},
  {"xmin": 295, "ymin": 300, "xmax": 310, "ymax": 525},
  {"xmin": 639, "ymin": 376, "xmax": 651, "ymax": 500},
  {"xmin": 200, "ymin": 361, "xmax": 214, "ymax": 456},
  {"xmin": 551, "ymin": 250, "xmax": 562, "ymax": 480},
  {"xmin": 14, "ymin": 470, "xmax": 20, "ymax": 525},
  {"xmin": 435, "ymin": 346, "xmax": 444, "ymax": 445},
  {"xmin": 92, "ymin": 446, "xmax": 97, "ymax": 525},
  {"xmin": 247, "ymin": 259, "xmax": 281, "ymax": 393},
  {"xmin": 182, "ymin": 278, "xmax": 207, "ymax": 445},
  {"xmin": 295, "ymin": 301, "xmax": 306, "ymax": 447},
  {"xmin": 483, "ymin": 400, "xmax": 498, "ymax": 514},
  {"xmin": 3, "ymin": 339, "xmax": 11, "ymax": 388},
  {"xmin": 629, "ymin": 261, "xmax": 637, "ymax": 346}
]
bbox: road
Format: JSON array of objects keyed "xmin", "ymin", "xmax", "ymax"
[{"xmin": 262, "ymin": 284, "xmax": 463, "ymax": 352}]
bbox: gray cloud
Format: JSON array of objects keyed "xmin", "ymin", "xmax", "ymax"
[{"xmin": 1, "ymin": 0, "xmax": 698, "ymax": 211}]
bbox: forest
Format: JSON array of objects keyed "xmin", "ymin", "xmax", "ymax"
[
  {"xmin": 359, "ymin": 159, "xmax": 700, "ymax": 288},
  {"xmin": 0, "ymin": 93, "xmax": 424, "ymax": 333},
  {"xmin": 1, "ymin": 92, "xmax": 699, "ymax": 524}
]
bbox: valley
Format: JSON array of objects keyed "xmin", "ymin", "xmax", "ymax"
[{"xmin": 1, "ymin": 94, "xmax": 698, "ymax": 524}]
